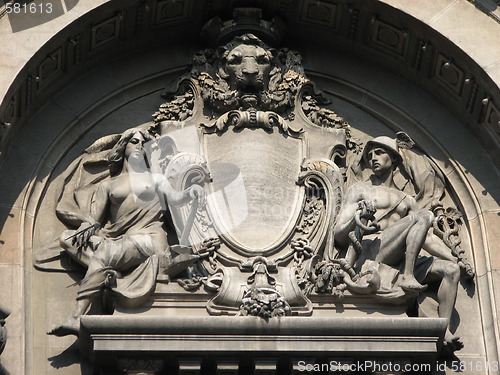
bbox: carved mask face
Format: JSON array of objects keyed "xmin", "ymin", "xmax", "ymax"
[
  {"xmin": 223, "ymin": 44, "xmax": 272, "ymax": 94},
  {"xmin": 367, "ymin": 146, "xmax": 395, "ymax": 176}
]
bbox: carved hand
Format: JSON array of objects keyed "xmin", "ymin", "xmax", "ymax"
[
  {"xmin": 70, "ymin": 222, "xmax": 101, "ymax": 250},
  {"xmin": 355, "ymin": 200, "xmax": 380, "ymax": 233},
  {"xmin": 189, "ymin": 185, "xmax": 207, "ymax": 206},
  {"xmin": 357, "ymin": 200, "xmax": 377, "ymax": 220}
]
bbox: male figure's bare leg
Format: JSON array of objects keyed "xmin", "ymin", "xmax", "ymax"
[
  {"xmin": 423, "ymin": 232, "xmax": 458, "ymax": 261},
  {"xmin": 374, "ymin": 211, "xmax": 433, "ymax": 291},
  {"xmin": 422, "ymin": 228, "xmax": 464, "ymax": 350},
  {"xmin": 400, "ymin": 210, "xmax": 434, "ymax": 291},
  {"xmin": 424, "ymin": 259, "xmax": 463, "ymax": 351}
]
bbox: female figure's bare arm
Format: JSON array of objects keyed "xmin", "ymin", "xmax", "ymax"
[{"xmin": 154, "ymin": 174, "xmax": 206, "ymax": 207}]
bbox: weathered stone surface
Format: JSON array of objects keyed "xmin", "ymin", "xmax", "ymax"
[
  {"xmin": 0, "ymin": 1, "xmax": 498, "ymax": 374},
  {"xmin": 80, "ymin": 316, "xmax": 448, "ymax": 363},
  {"xmin": 26, "ymin": 33, "xmax": 479, "ymax": 371},
  {"xmin": 485, "ymin": 212, "xmax": 500, "ymax": 269}
]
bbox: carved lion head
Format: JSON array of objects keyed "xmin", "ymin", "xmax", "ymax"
[{"xmin": 217, "ymin": 34, "xmax": 279, "ymax": 95}]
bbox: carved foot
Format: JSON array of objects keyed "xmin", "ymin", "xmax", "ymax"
[
  {"xmin": 48, "ymin": 316, "xmax": 80, "ymax": 337},
  {"xmin": 162, "ymin": 254, "xmax": 199, "ymax": 279},
  {"xmin": 442, "ymin": 331, "xmax": 464, "ymax": 355},
  {"xmin": 459, "ymin": 259, "xmax": 475, "ymax": 280},
  {"xmin": 400, "ymin": 276, "xmax": 427, "ymax": 292}
]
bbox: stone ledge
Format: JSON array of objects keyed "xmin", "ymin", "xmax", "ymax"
[{"xmin": 80, "ymin": 316, "xmax": 447, "ymax": 367}]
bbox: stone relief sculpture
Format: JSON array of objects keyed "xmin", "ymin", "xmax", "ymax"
[
  {"xmin": 333, "ymin": 136, "xmax": 466, "ymax": 352},
  {"xmin": 45, "ymin": 128, "xmax": 205, "ymax": 336},
  {"xmin": 35, "ymin": 31, "xmax": 474, "ymax": 355}
]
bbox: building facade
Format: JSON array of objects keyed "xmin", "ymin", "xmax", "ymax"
[{"xmin": 0, "ymin": 1, "xmax": 499, "ymax": 374}]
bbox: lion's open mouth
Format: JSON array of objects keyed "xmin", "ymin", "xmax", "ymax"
[
  {"xmin": 238, "ymin": 79, "xmax": 264, "ymax": 94},
  {"xmin": 241, "ymin": 86, "xmax": 260, "ymax": 94}
]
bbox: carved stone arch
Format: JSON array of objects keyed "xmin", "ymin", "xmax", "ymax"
[{"xmin": 0, "ymin": 0, "xmax": 498, "ymax": 374}]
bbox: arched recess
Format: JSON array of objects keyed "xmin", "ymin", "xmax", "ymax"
[{"xmin": 0, "ymin": 0, "xmax": 498, "ymax": 374}]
